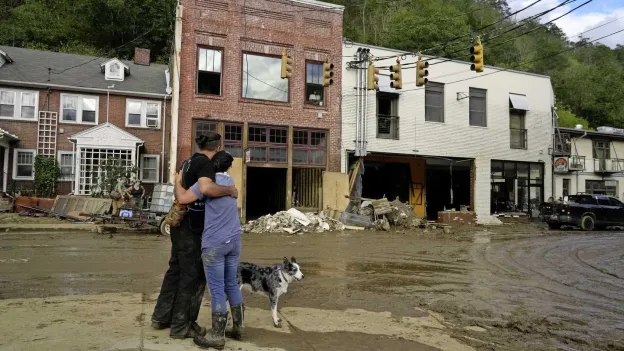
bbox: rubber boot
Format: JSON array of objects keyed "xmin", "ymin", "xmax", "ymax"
[
  {"xmin": 193, "ymin": 312, "xmax": 228, "ymax": 350},
  {"xmin": 225, "ymin": 304, "xmax": 244, "ymax": 340}
]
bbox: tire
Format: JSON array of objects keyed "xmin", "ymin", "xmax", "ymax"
[
  {"xmin": 159, "ymin": 219, "xmax": 170, "ymax": 236},
  {"xmin": 548, "ymin": 223, "xmax": 562, "ymax": 230},
  {"xmin": 580, "ymin": 215, "xmax": 595, "ymax": 231}
]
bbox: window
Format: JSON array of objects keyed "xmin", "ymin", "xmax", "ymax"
[
  {"xmin": 469, "ymin": 88, "xmax": 486, "ymax": 127},
  {"xmin": 61, "ymin": 94, "xmax": 98, "ymax": 124},
  {"xmin": 425, "ymin": 82, "xmax": 444, "ymax": 122},
  {"xmin": 377, "ymin": 92, "xmax": 399, "ymax": 139},
  {"xmin": 198, "ymin": 47, "xmax": 223, "ymax": 95},
  {"xmin": 224, "ymin": 124, "xmax": 243, "ymax": 157},
  {"xmin": 13, "ymin": 149, "xmax": 35, "ymax": 180},
  {"xmin": 293, "ymin": 129, "xmax": 327, "ymax": 165},
  {"xmin": 609, "ymin": 197, "xmax": 623, "ymax": 207},
  {"xmin": 247, "ymin": 125, "xmax": 288, "ymax": 163},
  {"xmin": 586, "ymin": 180, "xmax": 616, "ymax": 196},
  {"xmin": 305, "ymin": 62, "xmax": 324, "ymax": 106},
  {"xmin": 242, "ymin": 53, "xmax": 288, "ymax": 102},
  {"xmin": 193, "ymin": 121, "xmax": 217, "ymax": 153},
  {"xmin": 125, "ymin": 100, "xmax": 161, "ymax": 128},
  {"xmin": 0, "ymin": 89, "xmax": 38, "ymax": 120},
  {"xmin": 562, "ymin": 179, "xmax": 570, "ymax": 197},
  {"xmin": 78, "ymin": 148, "xmax": 133, "ymax": 195},
  {"xmin": 57, "ymin": 151, "xmax": 75, "ymax": 181},
  {"xmin": 592, "ymin": 140, "xmax": 610, "ymax": 159},
  {"xmin": 140, "ymin": 154, "xmax": 160, "ymax": 183},
  {"xmin": 510, "ymin": 109, "xmax": 527, "ymax": 149}
]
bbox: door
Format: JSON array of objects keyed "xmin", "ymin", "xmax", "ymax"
[
  {"xmin": 608, "ymin": 197, "xmax": 624, "ymax": 224},
  {"xmin": 595, "ymin": 197, "xmax": 613, "ymax": 224}
]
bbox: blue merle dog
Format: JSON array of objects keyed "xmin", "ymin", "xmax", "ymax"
[{"xmin": 237, "ymin": 256, "xmax": 304, "ymax": 327}]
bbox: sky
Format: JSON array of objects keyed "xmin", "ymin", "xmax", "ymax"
[{"xmin": 510, "ymin": 0, "xmax": 624, "ymax": 47}]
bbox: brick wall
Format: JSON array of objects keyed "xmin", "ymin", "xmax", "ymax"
[
  {"xmin": 0, "ymin": 87, "xmax": 171, "ymax": 195},
  {"xmin": 177, "ymin": 0, "xmax": 343, "ymax": 171}
]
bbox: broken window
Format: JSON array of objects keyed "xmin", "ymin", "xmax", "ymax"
[
  {"xmin": 197, "ymin": 47, "xmax": 223, "ymax": 95},
  {"xmin": 248, "ymin": 125, "xmax": 288, "ymax": 163},
  {"xmin": 305, "ymin": 62, "xmax": 324, "ymax": 106},
  {"xmin": 377, "ymin": 92, "xmax": 399, "ymax": 139},
  {"xmin": 469, "ymin": 88, "xmax": 486, "ymax": 127},
  {"xmin": 293, "ymin": 129, "xmax": 326, "ymax": 166},
  {"xmin": 425, "ymin": 82, "xmax": 444, "ymax": 122}
]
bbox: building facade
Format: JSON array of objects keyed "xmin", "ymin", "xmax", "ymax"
[
  {"xmin": 172, "ymin": 0, "xmax": 344, "ymax": 221},
  {"xmin": 0, "ymin": 46, "xmax": 171, "ymax": 196},
  {"xmin": 341, "ymin": 43, "xmax": 554, "ymax": 219},
  {"xmin": 553, "ymin": 126, "xmax": 624, "ymax": 199}
]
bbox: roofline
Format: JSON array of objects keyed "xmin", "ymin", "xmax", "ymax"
[
  {"xmin": 287, "ymin": 0, "xmax": 344, "ymax": 11},
  {"xmin": 344, "ymin": 41, "xmax": 552, "ymax": 80},
  {"xmin": 556, "ymin": 127, "xmax": 624, "ymax": 141},
  {"xmin": 0, "ymin": 79, "xmax": 171, "ymax": 99},
  {"xmin": 68, "ymin": 122, "xmax": 144, "ymax": 142}
]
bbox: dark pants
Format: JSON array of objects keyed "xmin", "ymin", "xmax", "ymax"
[{"xmin": 151, "ymin": 218, "xmax": 206, "ymax": 337}]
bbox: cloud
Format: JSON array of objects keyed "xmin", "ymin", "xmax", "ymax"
[{"xmin": 510, "ymin": 0, "xmax": 624, "ymax": 47}]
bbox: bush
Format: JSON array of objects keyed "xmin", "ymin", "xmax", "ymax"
[
  {"xmin": 90, "ymin": 157, "xmax": 138, "ymax": 198},
  {"xmin": 34, "ymin": 155, "xmax": 60, "ymax": 198}
]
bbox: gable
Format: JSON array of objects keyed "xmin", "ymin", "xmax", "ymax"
[
  {"xmin": 70, "ymin": 122, "xmax": 142, "ymax": 148},
  {"xmin": 100, "ymin": 58, "xmax": 129, "ymax": 81}
]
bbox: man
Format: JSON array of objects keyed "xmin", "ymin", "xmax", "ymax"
[{"xmin": 151, "ymin": 131, "xmax": 237, "ymax": 339}]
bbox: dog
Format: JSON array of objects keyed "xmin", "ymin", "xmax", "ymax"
[{"xmin": 237, "ymin": 256, "xmax": 304, "ymax": 328}]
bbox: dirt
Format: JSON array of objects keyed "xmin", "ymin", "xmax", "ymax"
[
  {"xmin": 0, "ymin": 213, "xmax": 60, "ymax": 224},
  {"xmin": 0, "ymin": 224, "xmax": 623, "ymax": 350}
]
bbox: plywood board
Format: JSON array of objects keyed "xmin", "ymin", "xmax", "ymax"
[
  {"xmin": 230, "ymin": 158, "xmax": 243, "ymax": 210},
  {"xmin": 322, "ymin": 171, "xmax": 350, "ymax": 211}
]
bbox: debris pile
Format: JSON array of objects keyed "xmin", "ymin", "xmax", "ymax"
[{"xmin": 244, "ymin": 208, "xmax": 345, "ymax": 234}]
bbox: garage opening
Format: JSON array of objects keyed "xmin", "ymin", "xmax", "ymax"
[
  {"xmin": 246, "ymin": 167, "xmax": 287, "ymax": 220},
  {"xmin": 361, "ymin": 161, "xmax": 411, "ymax": 203},
  {"xmin": 425, "ymin": 161, "xmax": 471, "ymax": 219},
  {"xmin": 292, "ymin": 168, "xmax": 323, "ymax": 211}
]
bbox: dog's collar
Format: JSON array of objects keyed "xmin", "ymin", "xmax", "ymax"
[{"xmin": 275, "ymin": 265, "xmax": 288, "ymax": 282}]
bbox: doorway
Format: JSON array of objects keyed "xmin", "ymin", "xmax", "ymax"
[
  {"xmin": 426, "ymin": 165, "xmax": 471, "ymax": 219},
  {"xmin": 361, "ymin": 161, "xmax": 411, "ymax": 203},
  {"xmin": 246, "ymin": 167, "xmax": 287, "ymax": 220}
]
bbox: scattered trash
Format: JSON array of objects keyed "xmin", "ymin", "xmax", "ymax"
[{"xmin": 243, "ymin": 208, "xmax": 345, "ymax": 234}]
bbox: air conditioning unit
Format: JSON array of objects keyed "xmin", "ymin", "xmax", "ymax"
[{"xmin": 146, "ymin": 118, "xmax": 158, "ymax": 128}]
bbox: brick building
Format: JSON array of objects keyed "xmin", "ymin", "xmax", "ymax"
[
  {"xmin": 172, "ymin": 0, "xmax": 344, "ymax": 220},
  {"xmin": 0, "ymin": 46, "xmax": 171, "ymax": 196}
]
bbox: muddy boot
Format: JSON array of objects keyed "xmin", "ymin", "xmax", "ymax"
[
  {"xmin": 193, "ymin": 312, "xmax": 228, "ymax": 350},
  {"xmin": 225, "ymin": 304, "xmax": 244, "ymax": 340},
  {"xmin": 151, "ymin": 321, "xmax": 170, "ymax": 330},
  {"xmin": 192, "ymin": 322, "xmax": 207, "ymax": 336}
]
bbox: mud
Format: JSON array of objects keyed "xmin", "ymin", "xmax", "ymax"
[{"xmin": 0, "ymin": 224, "xmax": 623, "ymax": 350}]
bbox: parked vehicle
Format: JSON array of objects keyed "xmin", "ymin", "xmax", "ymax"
[{"xmin": 540, "ymin": 194, "xmax": 624, "ymax": 230}]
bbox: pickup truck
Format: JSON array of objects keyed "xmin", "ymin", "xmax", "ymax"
[{"xmin": 540, "ymin": 194, "xmax": 624, "ymax": 230}]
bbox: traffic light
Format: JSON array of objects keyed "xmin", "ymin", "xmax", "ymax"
[
  {"xmin": 280, "ymin": 48, "xmax": 293, "ymax": 79},
  {"xmin": 470, "ymin": 37, "xmax": 484, "ymax": 73},
  {"xmin": 389, "ymin": 57, "xmax": 402, "ymax": 89},
  {"xmin": 416, "ymin": 54, "xmax": 429, "ymax": 86},
  {"xmin": 323, "ymin": 59, "xmax": 334, "ymax": 87},
  {"xmin": 367, "ymin": 61, "xmax": 379, "ymax": 90}
]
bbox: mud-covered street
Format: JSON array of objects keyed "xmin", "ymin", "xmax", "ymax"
[{"xmin": 1, "ymin": 225, "xmax": 623, "ymax": 351}]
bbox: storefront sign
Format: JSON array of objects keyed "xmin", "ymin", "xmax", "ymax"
[{"xmin": 554, "ymin": 157, "xmax": 568, "ymax": 173}]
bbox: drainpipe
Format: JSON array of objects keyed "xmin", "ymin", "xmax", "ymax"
[
  {"xmin": 575, "ymin": 131, "xmax": 588, "ymax": 195},
  {"xmin": 363, "ymin": 51, "xmax": 368, "ymax": 156},
  {"xmin": 354, "ymin": 49, "xmax": 360, "ymax": 156},
  {"xmin": 169, "ymin": 4, "xmax": 183, "ymax": 183},
  {"xmin": 161, "ymin": 94, "xmax": 168, "ymax": 184},
  {"xmin": 106, "ymin": 84, "xmax": 115, "ymax": 123}
]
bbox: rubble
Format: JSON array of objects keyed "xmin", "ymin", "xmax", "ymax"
[{"xmin": 243, "ymin": 208, "xmax": 345, "ymax": 234}]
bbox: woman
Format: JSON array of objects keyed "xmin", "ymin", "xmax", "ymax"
[
  {"xmin": 126, "ymin": 179, "xmax": 145, "ymax": 210},
  {"xmin": 175, "ymin": 150, "xmax": 243, "ymax": 350}
]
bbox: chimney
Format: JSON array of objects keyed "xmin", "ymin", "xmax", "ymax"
[{"xmin": 134, "ymin": 47, "xmax": 151, "ymax": 66}]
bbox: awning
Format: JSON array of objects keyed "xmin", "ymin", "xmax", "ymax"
[
  {"xmin": 509, "ymin": 93, "xmax": 529, "ymax": 110},
  {"xmin": 0, "ymin": 127, "xmax": 19, "ymax": 141}
]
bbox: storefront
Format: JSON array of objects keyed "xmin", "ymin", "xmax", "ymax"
[{"xmin": 491, "ymin": 160, "xmax": 544, "ymax": 216}]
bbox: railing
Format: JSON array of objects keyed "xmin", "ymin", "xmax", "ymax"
[
  {"xmin": 510, "ymin": 128, "xmax": 527, "ymax": 150},
  {"xmin": 593, "ymin": 158, "xmax": 624, "ymax": 173},
  {"xmin": 377, "ymin": 114, "xmax": 399, "ymax": 140},
  {"xmin": 569, "ymin": 155, "xmax": 586, "ymax": 170}
]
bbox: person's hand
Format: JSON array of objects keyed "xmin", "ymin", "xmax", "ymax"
[
  {"xmin": 229, "ymin": 186, "xmax": 238, "ymax": 199},
  {"xmin": 175, "ymin": 172, "xmax": 182, "ymax": 185}
]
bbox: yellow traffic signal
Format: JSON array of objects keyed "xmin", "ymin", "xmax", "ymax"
[
  {"xmin": 367, "ymin": 62, "xmax": 379, "ymax": 90},
  {"xmin": 416, "ymin": 55, "xmax": 429, "ymax": 86},
  {"xmin": 389, "ymin": 57, "xmax": 402, "ymax": 89},
  {"xmin": 323, "ymin": 59, "xmax": 334, "ymax": 87},
  {"xmin": 470, "ymin": 37, "xmax": 484, "ymax": 73},
  {"xmin": 281, "ymin": 48, "xmax": 293, "ymax": 79}
]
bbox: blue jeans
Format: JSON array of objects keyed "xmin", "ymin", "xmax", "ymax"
[{"xmin": 201, "ymin": 239, "xmax": 243, "ymax": 313}]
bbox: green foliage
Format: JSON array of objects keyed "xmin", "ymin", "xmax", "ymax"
[
  {"xmin": 91, "ymin": 157, "xmax": 138, "ymax": 198},
  {"xmin": 34, "ymin": 155, "xmax": 60, "ymax": 198},
  {"xmin": 556, "ymin": 105, "xmax": 590, "ymax": 130}
]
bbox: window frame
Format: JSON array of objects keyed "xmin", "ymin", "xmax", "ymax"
[
  {"xmin": 59, "ymin": 93, "xmax": 99, "ymax": 125},
  {"xmin": 510, "ymin": 108, "xmax": 527, "ymax": 150},
  {"xmin": 304, "ymin": 60, "xmax": 325, "ymax": 107},
  {"xmin": 469, "ymin": 87, "xmax": 487, "ymax": 127},
  {"xmin": 376, "ymin": 92, "xmax": 399, "ymax": 139},
  {"xmin": 193, "ymin": 120, "xmax": 218, "ymax": 153},
  {"xmin": 140, "ymin": 154, "xmax": 160, "ymax": 183},
  {"xmin": 247, "ymin": 125, "xmax": 288, "ymax": 163},
  {"xmin": 57, "ymin": 151, "xmax": 75, "ymax": 182},
  {"xmin": 224, "ymin": 123, "xmax": 243, "ymax": 158},
  {"xmin": 241, "ymin": 52, "xmax": 290, "ymax": 103},
  {"xmin": 13, "ymin": 148, "xmax": 36, "ymax": 180},
  {"xmin": 293, "ymin": 129, "xmax": 327, "ymax": 166},
  {"xmin": 197, "ymin": 46, "xmax": 224, "ymax": 96},
  {"xmin": 125, "ymin": 99, "xmax": 161, "ymax": 128},
  {"xmin": 0, "ymin": 89, "xmax": 39, "ymax": 121},
  {"xmin": 424, "ymin": 82, "xmax": 444, "ymax": 123}
]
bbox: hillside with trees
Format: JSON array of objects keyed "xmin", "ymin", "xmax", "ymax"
[{"xmin": 1, "ymin": 0, "xmax": 623, "ymax": 129}]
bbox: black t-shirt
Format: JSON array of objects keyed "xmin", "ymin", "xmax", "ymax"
[{"xmin": 179, "ymin": 153, "xmax": 216, "ymax": 233}]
